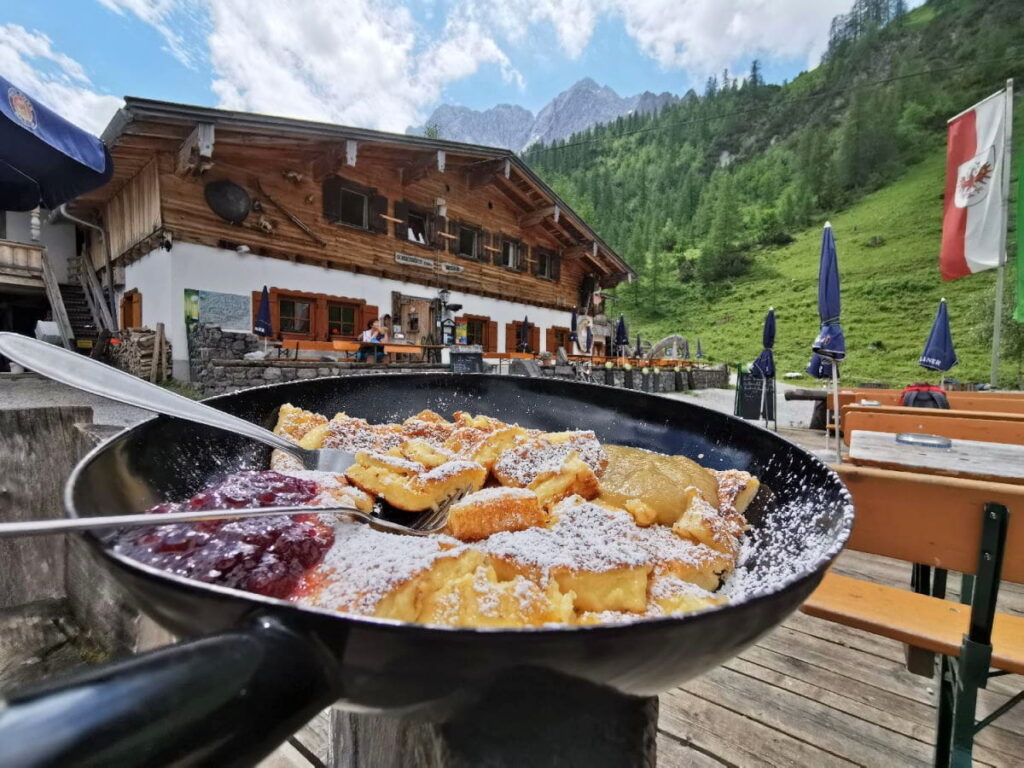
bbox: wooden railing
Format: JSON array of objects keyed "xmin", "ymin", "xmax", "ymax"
[{"xmin": 0, "ymin": 239, "xmax": 44, "ymax": 276}]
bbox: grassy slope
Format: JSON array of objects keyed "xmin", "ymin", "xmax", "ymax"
[{"xmin": 630, "ymin": 148, "xmax": 1016, "ymax": 386}]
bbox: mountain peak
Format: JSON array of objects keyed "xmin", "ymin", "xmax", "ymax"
[{"xmin": 409, "ymin": 78, "xmax": 678, "ymax": 151}]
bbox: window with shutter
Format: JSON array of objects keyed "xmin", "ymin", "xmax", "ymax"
[
  {"xmin": 396, "ymin": 201, "xmax": 434, "ymax": 249},
  {"xmin": 499, "ymin": 237, "xmax": 521, "ymax": 270},
  {"xmin": 455, "ymin": 222, "xmax": 482, "ymax": 260},
  {"xmin": 323, "ymin": 175, "xmax": 386, "ymax": 234},
  {"xmin": 534, "ymin": 248, "xmax": 557, "ymax": 280}
]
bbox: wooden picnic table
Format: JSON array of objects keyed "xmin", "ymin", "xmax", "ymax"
[{"xmin": 848, "ymin": 428, "xmax": 1024, "ymax": 485}]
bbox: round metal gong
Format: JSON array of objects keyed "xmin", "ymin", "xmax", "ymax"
[{"xmin": 203, "ymin": 180, "xmax": 251, "ymax": 224}]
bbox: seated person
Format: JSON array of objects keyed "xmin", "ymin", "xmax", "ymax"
[{"xmin": 356, "ymin": 319, "xmax": 386, "ymax": 363}]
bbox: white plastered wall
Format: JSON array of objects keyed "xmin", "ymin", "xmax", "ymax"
[
  {"xmin": 3, "ymin": 210, "xmax": 77, "ymax": 283},
  {"xmin": 124, "ymin": 242, "xmax": 577, "ymax": 379}
]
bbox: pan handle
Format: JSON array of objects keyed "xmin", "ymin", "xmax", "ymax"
[{"xmin": 0, "ymin": 617, "xmax": 340, "ymax": 768}]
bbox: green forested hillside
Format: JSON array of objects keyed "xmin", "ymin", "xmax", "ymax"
[{"xmin": 524, "ymin": 0, "xmax": 1024, "ymax": 385}]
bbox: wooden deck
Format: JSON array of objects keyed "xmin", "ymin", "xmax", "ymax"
[{"xmin": 656, "ymin": 550, "xmax": 1024, "ymax": 767}]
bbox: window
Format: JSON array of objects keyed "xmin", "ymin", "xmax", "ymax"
[
  {"xmin": 534, "ymin": 248, "xmax": 559, "ymax": 281},
  {"xmin": 407, "ymin": 210, "xmax": 429, "ymax": 246},
  {"xmin": 457, "ymin": 225, "xmax": 479, "ymax": 260},
  {"xmin": 553, "ymin": 328, "xmax": 569, "ymax": 351},
  {"xmin": 323, "ymin": 175, "xmax": 386, "ymax": 233},
  {"xmin": 280, "ymin": 298, "xmax": 312, "ymax": 333},
  {"xmin": 466, "ymin": 318, "xmax": 485, "ymax": 346},
  {"xmin": 327, "ymin": 302, "xmax": 358, "ymax": 337},
  {"xmin": 500, "ymin": 239, "xmax": 519, "ymax": 270},
  {"xmin": 339, "ymin": 188, "xmax": 368, "ymax": 228}
]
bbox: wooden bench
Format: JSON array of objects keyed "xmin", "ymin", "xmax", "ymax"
[
  {"xmin": 803, "ymin": 464, "xmax": 1024, "ymax": 766},
  {"xmin": 842, "ymin": 405, "xmax": 1024, "ymax": 446},
  {"xmin": 281, "ymin": 340, "xmax": 339, "ymax": 356},
  {"xmin": 837, "ymin": 390, "xmax": 1024, "ymax": 430}
]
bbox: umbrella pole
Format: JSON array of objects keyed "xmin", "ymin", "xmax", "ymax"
[{"xmin": 831, "ymin": 363, "xmax": 841, "ymax": 462}]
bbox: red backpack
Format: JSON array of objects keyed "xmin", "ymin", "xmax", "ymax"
[{"xmin": 901, "ymin": 383, "xmax": 950, "ymax": 409}]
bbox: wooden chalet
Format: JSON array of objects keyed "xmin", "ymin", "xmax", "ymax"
[{"xmin": 62, "ymin": 98, "xmax": 632, "ymax": 377}]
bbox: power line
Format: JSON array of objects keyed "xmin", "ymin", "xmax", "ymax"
[{"xmin": 526, "ymin": 55, "xmax": 1024, "ymax": 155}]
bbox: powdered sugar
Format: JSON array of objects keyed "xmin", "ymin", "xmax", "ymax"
[
  {"xmin": 456, "ymin": 486, "xmax": 537, "ymax": 504},
  {"xmin": 493, "ymin": 431, "xmax": 607, "ymax": 487},
  {"xmin": 298, "ymin": 522, "xmax": 466, "ymax": 615}
]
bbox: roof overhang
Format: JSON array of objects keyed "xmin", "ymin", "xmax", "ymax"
[{"xmin": 85, "ymin": 97, "xmax": 634, "ymax": 284}]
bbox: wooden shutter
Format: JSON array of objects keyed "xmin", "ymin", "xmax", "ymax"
[
  {"xmin": 322, "ymin": 176, "xmax": 342, "ymax": 222},
  {"xmin": 546, "ymin": 327, "xmax": 555, "ymax": 354},
  {"xmin": 505, "ymin": 322, "xmax": 516, "ymax": 353},
  {"xmin": 370, "ymin": 194, "xmax": 389, "ymax": 234},
  {"xmin": 489, "ymin": 233, "xmax": 502, "ymax": 266},
  {"xmin": 486, "ymin": 320, "xmax": 498, "ymax": 353},
  {"xmin": 530, "ymin": 326, "xmax": 540, "ymax": 353},
  {"xmin": 552, "ymin": 252, "xmax": 562, "ymax": 282},
  {"xmin": 518, "ymin": 243, "xmax": 529, "ymax": 273},
  {"xmin": 393, "ymin": 200, "xmax": 409, "ymax": 242},
  {"xmin": 363, "ymin": 304, "xmax": 379, "ymax": 330}
]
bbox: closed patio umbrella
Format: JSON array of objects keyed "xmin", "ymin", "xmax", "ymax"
[
  {"xmin": 254, "ymin": 286, "xmax": 272, "ymax": 352},
  {"xmin": 810, "ymin": 223, "xmax": 845, "ymax": 460},
  {"xmin": 634, "ymin": 333, "xmax": 643, "ymax": 360},
  {"xmin": 696, "ymin": 339, "xmax": 704, "ymax": 359},
  {"xmin": 751, "ymin": 308, "xmax": 776, "ymax": 427},
  {"xmin": 519, "ymin": 316, "xmax": 530, "ymax": 352},
  {"xmin": 919, "ymin": 298, "xmax": 958, "ymax": 373},
  {"xmin": 570, "ymin": 308, "xmax": 578, "ymax": 348},
  {"xmin": 682, "ymin": 339, "xmax": 690, "ymax": 360},
  {"xmin": 0, "ymin": 76, "xmax": 113, "ymax": 211},
  {"xmin": 614, "ymin": 316, "xmax": 629, "ymax": 358},
  {"xmin": 584, "ymin": 324, "xmax": 593, "ymax": 354}
]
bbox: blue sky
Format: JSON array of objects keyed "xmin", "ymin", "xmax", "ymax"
[{"xmin": 0, "ymin": 1, "xmax": 921, "ymax": 135}]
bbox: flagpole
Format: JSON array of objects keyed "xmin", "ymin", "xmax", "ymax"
[{"xmin": 991, "ymin": 78, "xmax": 1013, "ymax": 388}]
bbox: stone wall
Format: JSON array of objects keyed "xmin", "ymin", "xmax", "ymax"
[
  {"xmin": 187, "ymin": 322, "xmax": 259, "ymax": 380},
  {"xmin": 196, "ymin": 359, "xmax": 451, "ymax": 397}
]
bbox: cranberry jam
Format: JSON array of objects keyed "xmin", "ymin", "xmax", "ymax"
[{"xmin": 115, "ymin": 471, "xmax": 334, "ymax": 599}]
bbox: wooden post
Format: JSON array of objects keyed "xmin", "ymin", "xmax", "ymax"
[
  {"xmin": 151, "ymin": 323, "xmax": 165, "ymax": 383},
  {"xmin": 330, "ymin": 669, "xmax": 658, "ymax": 768}
]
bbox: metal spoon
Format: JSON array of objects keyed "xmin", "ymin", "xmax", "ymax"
[
  {"xmin": 0, "ymin": 332, "xmax": 355, "ymax": 473},
  {"xmin": 0, "ymin": 503, "xmax": 450, "ymax": 538}
]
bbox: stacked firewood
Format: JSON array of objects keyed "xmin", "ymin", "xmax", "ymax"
[{"xmin": 110, "ymin": 325, "xmax": 171, "ymax": 381}]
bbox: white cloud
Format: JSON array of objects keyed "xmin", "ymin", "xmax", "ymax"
[
  {"xmin": 454, "ymin": 0, "xmax": 602, "ymax": 60},
  {"xmin": 0, "ymin": 24, "xmax": 122, "ymax": 134},
  {"xmin": 614, "ymin": 0, "xmax": 855, "ymax": 73}
]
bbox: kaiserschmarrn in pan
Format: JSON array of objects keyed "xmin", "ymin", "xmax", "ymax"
[{"xmin": 118, "ymin": 404, "xmax": 760, "ymax": 629}]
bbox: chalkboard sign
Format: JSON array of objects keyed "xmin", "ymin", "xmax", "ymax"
[
  {"xmin": 450, "ymin": 351, "xmax": 484, "ymax": 374},
  {"xmin": 735, "ymin": 372, "xmax": 775, "ymax": 421}
]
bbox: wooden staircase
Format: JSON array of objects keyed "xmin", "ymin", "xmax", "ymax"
[{"xmin": 59, "ymin": 283, "xmax": 99, "ymax": 350}]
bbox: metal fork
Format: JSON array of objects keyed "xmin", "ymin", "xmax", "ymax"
[{"xmin": 0, "ymin": 487, "xmax": 473, "ymax": 538}]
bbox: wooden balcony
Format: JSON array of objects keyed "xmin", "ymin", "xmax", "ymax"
[{"xmin": 0, "ymin": 239, "xmax": 45, "ymax": 289}]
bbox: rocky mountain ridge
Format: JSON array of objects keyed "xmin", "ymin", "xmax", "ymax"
[{"xmin": 409, "ymin": 77, "xmax": 676, "ymax": 151}]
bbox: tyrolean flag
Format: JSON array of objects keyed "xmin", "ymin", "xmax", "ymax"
[{"xmin": 940, "ymin": 87, "xmax": 1012, "ymax": 280}]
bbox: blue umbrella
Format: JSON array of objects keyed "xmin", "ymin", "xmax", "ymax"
[
  {"xmin": 811, "ymin": 222, "xmax": 845, "ymax": 362},
  {"xmin": 614, "ymin": 315, "xmax": 629, "ymax": 355},
  {"xmin": 919, "ymin": 298, "xmax": 958, "ymax": 372},
  {"xmin": 0, "ymin": 76, "xmax": 113, "ymax": 211},
  {"xmin": 519, "ymin": 316, "xmax": 530, "ymax": 352},
  {"xmin": 751, "ymin": 308, "xmax": 776, "ymax": 378},
  {"xmin": 806, "ymin": 352, "xmax": 833, "ymax": 379},
  {"xmin": 584, "ymin": 324, "xmax": 593, "ymax": 353},
  {"xmin": 254, "ymin": 286, "xmax": 272, "ymax": 336},
  {"xmin": 682, "ymin": 339, "xmax": 691, "ymax": 360},
  {"xmin": 569, "ymin": 307, "xmax": 578, "ymax": 345},
  {"xmin": 634, "ymin": 333, "xmax": 643, "ymax": 359},
  {"xmin": 696, "ymin": 339, "xmax": 704, "ymax": 359}
]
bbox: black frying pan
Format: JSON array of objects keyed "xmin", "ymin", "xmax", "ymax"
[{"xmin": 0, "ymin": 375, "xmax": 852, "ymax": 767}]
